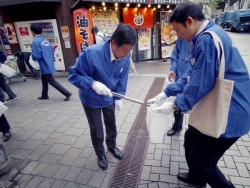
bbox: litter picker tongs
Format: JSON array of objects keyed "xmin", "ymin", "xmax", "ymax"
[{"xmin": 111, "ymin": 92, "xmax": 150, "ymax": 107}]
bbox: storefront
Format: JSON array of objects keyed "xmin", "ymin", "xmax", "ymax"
[
  {"xmin": 72, "ymin": 0, "xmax": 181, "ymax": 62},
  {"xmin": 0, "ymin": 0, "xmax": 181, "ymax": 74},
  {"xmin": 0, "ymin": 0, "xmax": 78, "ymax": 73}
]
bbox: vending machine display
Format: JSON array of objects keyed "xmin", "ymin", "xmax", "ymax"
[{"xmin": 14, "ymin": 19, "xmax": 65, "ymax": 71}]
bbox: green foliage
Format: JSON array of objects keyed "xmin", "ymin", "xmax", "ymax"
[{"xmin": 202, "ymin": 0, "xmax": 226, "ymax": 15}]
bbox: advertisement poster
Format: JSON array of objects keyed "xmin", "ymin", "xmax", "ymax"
[
  {"xmin": 138, "ymin": 28, "xmax": 150, "ymax": 51},
  {"xmin": 3, "ymin": 23, "xmax": 18, "ymax": 44},
  {"xmin": 73, "ymin": 8, "xmax": 94, "ymax": 53},
  {"xmin": 160, "ymin": 11, "xmax": 177, "ymax": 58},
  {"xmin": 19, "ymin": 27, "xmax": 29, "ymax": 36},
  {"xmin": 0, "ymin": 28, "xmax": 12, "ymax": 55},
  {"xmin": 31, "ymin": 22, "xmax": 56, "ymax": 44},
  {"xmin": 92, "ymin": 11, "xmax": 119, "ymax": 37},
  {"xmin": 61, "ymin": 26, "xmax": 70, "ymax": 40},
  {"xmin": 61, "ymin": 26, "xmax": 71, "ymax": 48}
]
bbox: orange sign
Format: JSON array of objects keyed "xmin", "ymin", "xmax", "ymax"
[
  {"xmin": 73, "ymin": 8, "xmax": 94, "ymax": 53},
  {"xmin": 122, "ymin": 8, "xmax": 154, "ymax": 29}
]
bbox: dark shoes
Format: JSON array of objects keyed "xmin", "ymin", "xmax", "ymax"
[
  {"xmin": 38, "ymin": 96, "xmax": 49, "ymax": 100},
  {"xmin": 108, "ymin": 147, "xmax": 123, "ymax": 160},
  {"xmin": 98, "ymin": 156, "xmax": 108, "ymax": 170},
  {"xmin": 167, "ymin": 128, "xmax": 182, "ymax": 136},
  {"xmin": 3, "ymin": 131, "xmax": 11, "ymax": 142},
  {"xmin": 64, "ymin": 93, "xmax": 72, "ymax": 101},
  {"xmin": 177, "ymin": 173, "xmax": 206, "ymax": 187}
]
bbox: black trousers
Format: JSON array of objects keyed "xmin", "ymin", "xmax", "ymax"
[
  {"xmin": 172, "ymin": 110, "xmax": 183, "ymax": 131},
  {"xmin": 185, "ymin": 126, "xmax": 238, "ymax": 188},
  {"xmin": 0, "ymin": 114, "xmax": 10, "ymax": 133},
  {"xmin": 41, "ymin": 74, "xmax": 69, "ymax": 97},
  {"xmin": 0, "ymin": 73, "xmax": 17, "ymax": 102},
  {"xmin": 83, "ymin": 104, "xmax": 117, "ymax": 158}
]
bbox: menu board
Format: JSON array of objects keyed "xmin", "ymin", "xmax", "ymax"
[{"xmin": 92, "ymin": 11, "xmax": 119, "ymax": 37}]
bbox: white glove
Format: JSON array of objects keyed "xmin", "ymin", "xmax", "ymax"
[
  {"xmin": 115, "ymin": 100, "xmax": 123, "ymax": 111},
  {"xmin": 92, "ymin": 81, "xmax": 113, "ymax": 97},
  {"xmin": 150, "ymin": 102, "xmax": 174, "ymax": 115},
  {"xmin": 148, "ymin": 92, "xmax": 168, "ymax": 106}
]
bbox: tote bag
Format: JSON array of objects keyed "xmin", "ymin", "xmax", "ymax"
[
  {"xmin": 29, "ymin": 55, "xmax": 40, "ymax": 70},
  {"xmin": 188, "ymin": 31, "xmax": 234, "ymax": 138},
  {"xmin": 0, "ymin": 102, "xmax": 8, "ymax": 116}
]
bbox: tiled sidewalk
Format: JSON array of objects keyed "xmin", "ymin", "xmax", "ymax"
[{"xmin": 1, "ymin": 32, "xmax": 250, "ymax": 188}]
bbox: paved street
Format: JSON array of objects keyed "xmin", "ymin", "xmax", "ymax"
[{"xmin": 1, "ymin": 31, "xmax": 250, "ymax": 188}]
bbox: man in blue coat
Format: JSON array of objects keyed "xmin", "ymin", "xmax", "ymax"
[
  {"xmin": 166, "ymin": 39, "xmax": 191, "ymax": 136},
  {"xmin": 30, "ymin": 24, "xmax": 71, "ymax": 101},
  {"xmin": 149, "ymin": 2, "xmax": 250, "ymax": 187},
  {"xmin": 69, "ymin": 23, "xmax": 137, "ymax": 170}
]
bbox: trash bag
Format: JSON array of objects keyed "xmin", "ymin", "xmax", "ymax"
[
  {"xmin": 0, "ymin": 102, "xmax": 8, "ymax": 116},
  {"xmin": 0, "ymin": 63, "xmax": 16, "ymax": 77},
  {"xmin": 29, "ymin": 55, "xmax": 40, "ymax": 70},
  {"xmin": 146, "ymin": 103, "xmax": 169, "ymax": 143}
]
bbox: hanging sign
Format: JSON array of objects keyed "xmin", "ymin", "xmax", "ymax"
[
  {"xmin": 122, "ymin": 8, "xmax": 154, "ymax": 29},
  {"xmin": 73, "ymin": 8, "xmax": 94, "ymax": 53}
]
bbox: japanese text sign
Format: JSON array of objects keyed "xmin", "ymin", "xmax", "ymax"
[{"xmin": 73, "ymin": 8, "xmax": 94, "ymax": 53}]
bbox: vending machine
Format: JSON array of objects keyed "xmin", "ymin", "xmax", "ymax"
[{"xmin": 14, "ymin": 19, "xmax": 65, "ymax": 71}]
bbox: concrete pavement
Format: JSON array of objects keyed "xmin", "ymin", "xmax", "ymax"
[{"xmin": 1, "ymin": 31, "xmax": 250, "ymax": 188}]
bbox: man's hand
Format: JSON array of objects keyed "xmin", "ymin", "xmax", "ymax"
[
  {"xmin": 148, "ymin": 92, "xmax": 168, "ymax": 106},
  {"xmin": 92, "ymin": 81, "xmax": 113, "ymax": 97},
  {"xmin": 168, "ymin": 71, "xmax": 176, "ymax": 82},
  {"xmin": 150, "ymin": 102, "xmax": 174, "ymax": 115},
  {"xmin": 115, "ymin": 100, "xmax": 123, "ymax": 111}
]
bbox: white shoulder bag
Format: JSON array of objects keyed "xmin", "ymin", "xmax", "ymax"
[{"xmin": 188, "ymin": 31, "xmax": 234, "ymax": 138}]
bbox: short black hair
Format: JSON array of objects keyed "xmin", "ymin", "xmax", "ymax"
[
  {"xmin": 30, "ymin": 24, "xmax": 43, "ymax": 34},
  {"xmin": 169, "ymin": 2, "xmax": 205, "ymax": 26},
  {"xmin": 91, "ymin": 27, "xmax": 99, "ymax": 34},
  {"xmin": 111, "ymin": 23, "xmax": 137, "ymax": 47}
]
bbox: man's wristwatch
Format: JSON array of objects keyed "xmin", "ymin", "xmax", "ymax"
[{"xmin": 172, "ymin": 102, "xmax": 179, "ymax": 111}]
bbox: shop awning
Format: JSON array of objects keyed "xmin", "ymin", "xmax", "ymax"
[
  {"xmin": 0, "ymin": 0, "xmax": 61, "ymax": 7},
  {"xmin": 84, "ymin": 0, "xmax": 183, "ymax": 4}
]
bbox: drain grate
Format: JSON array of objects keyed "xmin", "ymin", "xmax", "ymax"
[{"xmin": 109, "ymin": 77, "xmax": 165, "ymax": 188}]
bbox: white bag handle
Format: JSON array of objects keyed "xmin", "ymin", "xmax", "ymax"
[{"xmin": 196, "ymin": 31, "xmax": 226, "ymax": 79}]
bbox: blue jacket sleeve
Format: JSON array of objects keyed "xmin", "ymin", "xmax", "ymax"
[
  {"xmin": 68, "ymin": 51, "xmax": 95, "ymax": 90},
  {"xmin": 170, "ymin": 40, "xmax": 179, "ymax": 73},
  {"xmin": 0, "ymin": 50, "xmax": 7, "ymax": 63},
  {"xmin": 166, "ymin": 35, "xmax": 219, "ymax": 111},
  {"xmin": 31, "ymin": 41, "xmax": 42, "ymax": 61}
]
